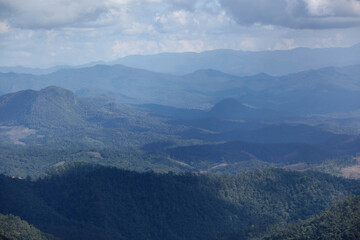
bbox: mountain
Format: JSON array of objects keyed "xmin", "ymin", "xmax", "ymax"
[
  {"xmin": 165, "ymin": 141, "xmax": 332, "ymax": 170},
  {"xmin": 1, "ymin": 164, "xmax": 360, "ymax": 240},
  {"xmin": 112, "ymin": 44, "xmax": 360, "ymax": 75},
  {"xmin": 201, "ymin": 65, "xmax": 360, "ymax": 115},
  {"xmin": 262, "ymin": 196, "xmax": 360, "ymax": 240},
  {"xmin": 187, "ymin": 124, "xmax": 343, "ymax": 144},
  {"xmin": 0, "ymin": 86, "xmax": 176, "ymax": 131},
  {"xmin": 2, "ymin": 44, "xmax": 360, "ymax": 77},
  {"xmin": 0, "ymin": 65, "xmax": 71, "ymax": 75},
  {"xmin": 138, "ymin": 103, "xmax": 206, "ymax": 119},
  {"xmin": 0, "ymin": 86, "xmax": 92, "ymax": 128},
  {"xmin": 0, "ymin": 86, "xmax": 190, "ymax": 149},
  {"xmin": 1, "ymin": 63, "xmax": 360, "ymax": 115},
  {"xmin": 208, "ymin": 98, "xmax": 251, "ymax": 118},
  {"xmin": 207, "ymin": 98, "xmax": 291, "ymax": 121},
  {"xmin": 182, "ymin": 69, "xmax": 240, "ymax": 92},
  {"xmin": 0, "ymin": 87, "xmax": 357, "ymax": 176},
  {"xmin": 2, "ymin": 129, "xmax": 355, "ymax": 178},
  {"xmin": 263, "ymin": 65, "xmax": 360, "ymax": 114},
  {"xmin": 0, "ymin": 64, "xmax": 209, "ymax": 108}
]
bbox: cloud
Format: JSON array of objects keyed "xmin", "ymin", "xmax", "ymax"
[
  {"xmin": 0, "ymin": 0, "xmax": 143, "ymax": 29},
  {"xmin": 0, "ymin": 21, "xmax": 9, "ymax": 34},
  {"xmin": 274, "ymin": 38, "xmax": 299, "ymax": 50},
  {"xmin": 0, "ymin": 0, "xmax": 359, "ymax": 67},
  {"xmin": 218, "ymin": 0, "xmax": 360, "ymax": 29},
  {"xmin": 1, "ymin": 0, "xmax": 359, "ymax": 31}
]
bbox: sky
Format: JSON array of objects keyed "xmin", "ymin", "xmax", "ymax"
[{"xmin": 0, "ymin": 0, "xmax": 360, "ymax": 67}]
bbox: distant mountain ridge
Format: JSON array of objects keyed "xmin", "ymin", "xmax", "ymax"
[
  {"xmin": 1, "ymin": 44, "xmax": 359, "ymax": 76},
  {"xmin": 1, "ymin": 63, "xmax": 359, "ymax": 114},
  {"xmin": 112, "ymin": 44, "xmax": 360, "ymax": 75}
]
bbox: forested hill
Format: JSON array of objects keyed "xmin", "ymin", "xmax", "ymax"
[
  {"xmin": 0, "ymin": 213, "xmax": 57, "ymax": 240},
  {"xmin": 1, "ymin": 164, "xmax": 360, "ymax": 240},
  {"xmin": 262, "ymin": 196, "xmax": 360, "ymax": 240}
]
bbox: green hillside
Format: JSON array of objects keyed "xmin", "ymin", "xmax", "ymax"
[
  {"xmin": 262, "ymin": 196, "xmax": 360, "ymax": 240},
  {"xmin": 0, "ymin": 213, "xmax": 57, "ymax": 240},
  {"xmin": 0, "ymin": 86, "xmax": 88, "ymax": 128},
  {"xmin": 1, "ymin": 164, "xmax": 360, "ymax": 240}
]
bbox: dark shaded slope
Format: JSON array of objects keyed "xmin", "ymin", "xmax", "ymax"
[
  {"xmin": 215, "ymin": 124, "xmax": 342, "ymax": 144},
  {"xmin": 1, "ymin": 165, "xmax": 360, "ymax": 240},
  {"xmin": 138, "ymin": 103, "xmax": 206, "ymax": 119},
  {"xmin": 207, "ymin": 98, "xmax": 291, "ymax": 121},
  {"xmin": 166, "ymin": 141, "xmax": 331, "ymax": 169}
]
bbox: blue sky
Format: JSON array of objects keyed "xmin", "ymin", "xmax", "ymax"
[{"xmin": 0, "ymin": 0, "xmax": 360, "ymax": 67}]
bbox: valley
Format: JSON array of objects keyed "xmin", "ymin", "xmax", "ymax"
[{"xmin": 0, "ymin": 45, "xmax": 360, "ymax": 240}]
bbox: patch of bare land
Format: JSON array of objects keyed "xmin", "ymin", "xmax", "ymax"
[
  {"xmin": 13, "ymin": 140, "xmax": 26, "ymax": 145},
  {"xmin": 86, "ymin": 152, "xmax": 103, "ymax": 158},
  {"xmin": 210, "ymin": 163, "xmax": 229, "ymax": 170},
  {"xmin": 0, "ymin": 125, "xmax": 36, "ymax": 144},
  {"xmin": 341, "ymin": 165, "xmax": 360, "ymax": 179},
  {"xmin": 54, "ymin": 161, "xmax": 66, "ymax": 167},
  {"xmin": 340, "ymin": 157, "xmax": 360, "ymax": 179},
  {"xmin": 284, "ymin": 162, "xmax": 308, "ymax": 171}
]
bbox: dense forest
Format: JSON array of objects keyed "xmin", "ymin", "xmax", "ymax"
[
  {"xmin": 1, "ymin": 164, "xmax": 360, "ymax": 240},
  {"xmin": 0, "ymin": 213, "xmax": 56, "ymax": 240},
  {"xmin": 262, "ymin": 196, "xmax": 360, "ymax": 240}
]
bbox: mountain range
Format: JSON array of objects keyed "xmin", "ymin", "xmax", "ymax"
[
  {"xmin": 1, "ymin": 63, "xmax": 360, "ymax": 116},
  {"xmin": 112, "ymin": 44, "xmax": 360, "ymax": 76},
  {"xmin": 0, "ymin": 86, "xmax": 359, "ymax": 179},
  {"xmin": 1, "ymin": 45, "xmax": 360, "ymax": 239},
  {"xmin": 2, "ymin": 44, "xmax": 359, "ymax": 76}
]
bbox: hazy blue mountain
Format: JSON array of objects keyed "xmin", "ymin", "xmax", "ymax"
[
  {"xmin": 112, "ymin": 44, "xmax": 360, "ymax": 76},
  {"xmin": 182, "ymin": 69, "xmax": 241, "ymax": 92},
  {"xmin": 75, "ymin": 88, "xmax": 138, "ymax": 104},
  {"xmin": 210, "ymin": 65, "xmax": 360, "ymax": 114},
  {"xmin": 138, "ymin": 103, "xmax": 206, "ymax": 119},
  {"xmin": 0, "ymin": 86, "xmax": 89, "ymax": 128},
  {"xmin": 138, "ymin": 98, "xmax": 293, "ymax": 122},
  {"xmin": 2, "ymin": 44, "xmax": 359, "ymax": 77},
  {"xmin": 207, "ymin": 98, "xmax": 293, "ymax": 121},
  {"xmin": 0, "ymin": 86, "xmax": 192, "ymax": 149},
  {"xmin": 0, "ymin": 65, "xmax": 71, "ymax": 75},
  {"xmin": 0, "ymin": 86, "xmax": 180, "ymax": 131},
  {"xmin": 0, "ymin": 64, "xmax": 209, "ymax": 108},
  {"xmin": 1, "ymin": 63, "xmax": 359, "ymax": 114}
]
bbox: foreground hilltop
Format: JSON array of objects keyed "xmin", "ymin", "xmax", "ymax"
[{"xmin": 1, "ymin": 164, "xmax": 360, "ymax": 240}]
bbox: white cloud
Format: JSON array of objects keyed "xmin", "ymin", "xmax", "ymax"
[
  {"xmin": 16, "ymin": 51, "xmax": 32, "ymax": 57},
  {"xmin": 0, "ymin": 0, "xmax": 359, "ymax": 67},
  {"xmin": 0, "ymin": 0, "xmax": 138, "ymax": 29},
  {"xmin": 0, "ymin": 21, "xmax": 9, "ymax": 34},
  {"xmin": 304, "ymin": 0, "xmax": 360, "ymax": 17},
  {"xmin": 219, "ymin": 0, "xmax": 360, "ymax": 29},
  {"xmin": 239, "ymin": 38, "xmax": 257, "ymax": 50},
  {"xmin": 274, "ymin": 38, "xmax": 299, "ymax": 50}
]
